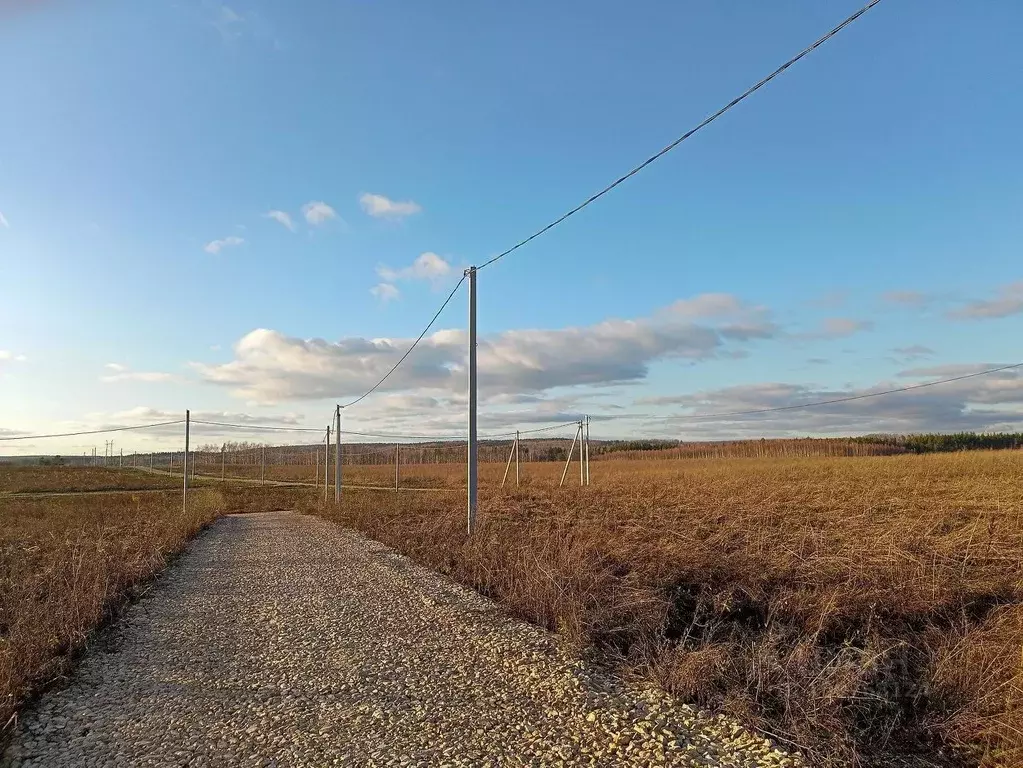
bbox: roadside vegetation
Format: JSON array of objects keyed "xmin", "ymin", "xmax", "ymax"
[
  {"xmin": 305, "ymin": 451, "xmax": 1023, "ymax": 767},
  {"xmin": 0, "ymin": 481, "xmax": 227, "ymax": 738}
]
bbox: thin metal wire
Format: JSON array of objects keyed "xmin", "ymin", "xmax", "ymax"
[
  {"xmin": 674, "ymin": 362, "xmax": 1023, "ymax": 422},
  {"xmin": 343, "ymin": 429, "xmax": 464, "ymax": 441},
  {"xmin": 476, "ymin": 0, "xmax": 884, "ymax": 272},
  {"xmin": 0, "ymin": 419, "xmax": 186, "ymax": 442},
  {"xmin": 484, "ymin": 420, "xmax": 582, "ymax": 438},
  {"xmin": 340, "ymin": 274, "xmax": 467, "ymax": 409},
  {"xmin": 191, "ymin": 419, "xmax": 324, "ymax": 433}
]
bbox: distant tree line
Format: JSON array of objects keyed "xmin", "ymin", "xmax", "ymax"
[{"xmin": 855, "ymin": 432, "xmax": 1023, "ymax": 454}]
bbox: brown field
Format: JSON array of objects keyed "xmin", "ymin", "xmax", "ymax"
[
  {"xmin": 304, "ymin": 451, "xmax": 1023, "ymax": 767},
  {"xmin": 0, "ymin": 465, "xmax": 182, "ymax": 494},
  {"xmin": 0, "ymin": 483, "xmax": 227, "ymax": 737},
  {"xmin": 193, "ymin": 458, "xmax": 574, "ymax": 489}
]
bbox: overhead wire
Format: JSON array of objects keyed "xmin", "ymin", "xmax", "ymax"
[
  {"xmin": 476, "ymin": 0, "xmax": 884, "ymax": 271},
  {"xmin": 339, "ymin": 274, "xmax": 467, "ymax": 410},
  {"xmin": 190, "ymin": 419, "xmax": 325, "ymax": 433},
  {"xmin": 671, "ymin": 362, "xmax": 1023, "ymax": 423},
  {"xmin": 320, "ymin": 1, "xmax": 886, "ymax": 420},
  {"xmin": 0, "ymin": 419, "xmax": 185, "ymax": 442}
]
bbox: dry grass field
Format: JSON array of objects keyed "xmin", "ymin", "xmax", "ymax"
[
  {"xmin": 0, "ymin": 479, "xmax": 226, "ymax": 737},
  {"xmin": 305, "ymin": 451, "xmax": 1023, "ymax": 767},
  {"xmin": 0, "ymin": 465, "xmax": 182, "ymax": 494}
]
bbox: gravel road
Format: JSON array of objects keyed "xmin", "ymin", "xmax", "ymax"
[{"xmin": 3, "ymin": 511, "xmax": 800, "ymax": 767}]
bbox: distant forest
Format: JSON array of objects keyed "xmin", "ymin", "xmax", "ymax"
[{"xmin": 588, "ymin": 432, "xmax": 1023, "ymax": 461}]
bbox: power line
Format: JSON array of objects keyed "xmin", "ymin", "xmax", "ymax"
[
  {"xmin": 674, "ymin": 362, "xmax": 1023, "ymax": 423},
  {"xmin": 191, "ymin": 419, "xmax": 324, "ymax": 433},
  {"xmin": 476, "ymin": 0, "xmax": 884, "ymax": 272},
  {"xmin": 344, "ymin": 429, "xmax": 464, "ymax": 441},
  {"xmin": 0, "ymin": 419, "xmax": 185, "ymax": 442},
  {"xmin": 339, "ymin": 273, "xmax": 467, "ymax": 410},
  {"xmin": 486, "ymin": 420, "xmax": 583, "ymax": 437}
]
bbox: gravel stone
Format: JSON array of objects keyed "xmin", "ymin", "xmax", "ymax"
[{"xmin": 2, "ymin": 511, "xmax": 803, "ymax": 767}]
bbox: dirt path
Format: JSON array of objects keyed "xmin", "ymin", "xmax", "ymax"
[{"xmin": 2, "ymin": 512, "xmax": 798, "ymax": 767}]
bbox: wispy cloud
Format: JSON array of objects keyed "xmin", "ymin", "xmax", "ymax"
[
  {"xmin": 882, "ymin": 290, "xmax": 929, "ymax": 307},
  {"xmin": 806, "ymin": 290, "xmax": 847, "ymax": 309},
  {"xmin": 264, "ymin": 209, "xmax": 295, "ymax": 232},
  {"xmin": 797, "ymin": 318, "xmax": 873, "ymax": 340},
  {"xmin": 370, "ymin": 283, "xmax": 400, "ymax": 303},
  {"xmin": 101, "ymin": 371, "xmax": 176, "ymax": 383},
  {"xmin": 0, "ymin": 351, "xmax": 26, "ymax": 362},
  {"xmin": 101, "ymin": 362, "xmax": 176, "ymax": 383},
  {"xmin": 204, "ymin": 235, "xmax": 244, "ymax": 254},
  {"xmin": 0, "ymin": 211, "xmax": 9, "ymax": 229},
  {"xmin": 890, "ymin": 345, "xmax": 935, "ymax": 363},
  {"xmin": 359, "ymin": 193, "xmax": 422, "ymax": 219},
  {"xmin": 629, "ymin": 364, "xmax": 1023, "ymax": 439},
  {"xmin": 377, "ymin": 252, "xmax": 452, "ymax": 284},
  {"xmin": 947, "ymin": 281, "xmax": 1023, "ymax": 320},
  {"xmin": 302, "ymin": 201, "xmax": 337, "ymax": 225}
]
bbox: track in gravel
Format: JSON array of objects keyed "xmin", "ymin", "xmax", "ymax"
[{"xmin": 2, "ymin": 511, "xmax": 799, "ymax": 767}]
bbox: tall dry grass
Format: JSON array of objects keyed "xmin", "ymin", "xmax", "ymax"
[
  {"xmin": 305, "ymin": 451, "xmax": 1023, "ymax": 766},
  {"xmin": 0, "ymin": 486, "xmax": 224, "ymax": 735}
]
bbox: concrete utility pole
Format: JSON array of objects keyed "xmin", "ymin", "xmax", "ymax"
[
  {"xmin": 334, "ymin": 406, "xmax": 341, "ymax": 504},
  {"xmin": 183, "ymin": 410, "xmax": 189, "ymax": 515},
  {"xmin": 466, "ymin": 266, "xmax": 478, "ymax": 534},
  {"xmin": 324, "ymin": 426, "xmax": 331, "ymax": 504}
]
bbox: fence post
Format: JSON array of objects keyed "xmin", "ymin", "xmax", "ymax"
[
  {"xmin": 260, "ymin": 445, "xmax": 265, "ymax": 486},
  {"xmin": 395, "ymin": 443, "xmax": 400, "ymax": 492},
  {"xmin": 183, "ymin": 411, "xmax": 189, "ymax": 514},
  {"xmin": 560, "ymin": 423, "xmax": 581, "ymax": 487},
  {"xmin": 515, "ymin": 430, "xmax": 520, "ymax": 486},
  {"xmin": 584, "ymin": 415, "xmax": 590, "ymax": 486},
  {"xmin": 579, "ymin": 421, "xmax": 584, "ymax": 486},
  {"xmin": 501, "ymin": 437, "xmax": 516, "ymax": 489},
  {"xmin": 466, "ymin": 266, "xmax": 478, "ymax": 534}
]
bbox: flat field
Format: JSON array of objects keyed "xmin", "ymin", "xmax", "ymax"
[
  {"xmin": 0, "ymin": 465, "xmax": 181, "ymax": 494},
  {"xmin": 306, "ymin": 451, "xmax": 1023, "ymax": 767}
]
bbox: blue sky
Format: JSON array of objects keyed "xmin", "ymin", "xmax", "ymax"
[{"xmin": 1, "ymin": 0, "xmax": 1021, "ymax": 454}]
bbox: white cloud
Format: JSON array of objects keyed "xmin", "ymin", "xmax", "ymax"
[
  {"xmin": 947, "ymin": 281, "xmax": 1023, "ymax": 320},
  {"xmin": 370, "ymin": 283, "xmax": 400, "ymax": 302},
  {"xmin": 0, "ymin": 212, "xmax": 8, "ymax": 228},
  {"xmin": 359, "ymin": 193, "xmax": 422, "ymax": 219},
  {"xmin": 0, "ymin": 351, "xmax": 26, "ymax": 362},
  {"xmin": 100, "ymin": 363, "xmax": 176, "ymax": 383},
  {"xmin": 264, "ymin": 210, "xmax": 295, "ymax": 232},
  {"xmin": 302, "ymin": 201, "xmax": 337, "ymax": 225},
  {"xmin": 191, "ymin": 294, "xmax": 779, "ymax": 404},
  {"xmin": 377, "ymin": 252, "xmax": 452, "ymax": 284},
  {"xmin": 204, "ymin": 235, "xmax": 244, "ymax": 254}
]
